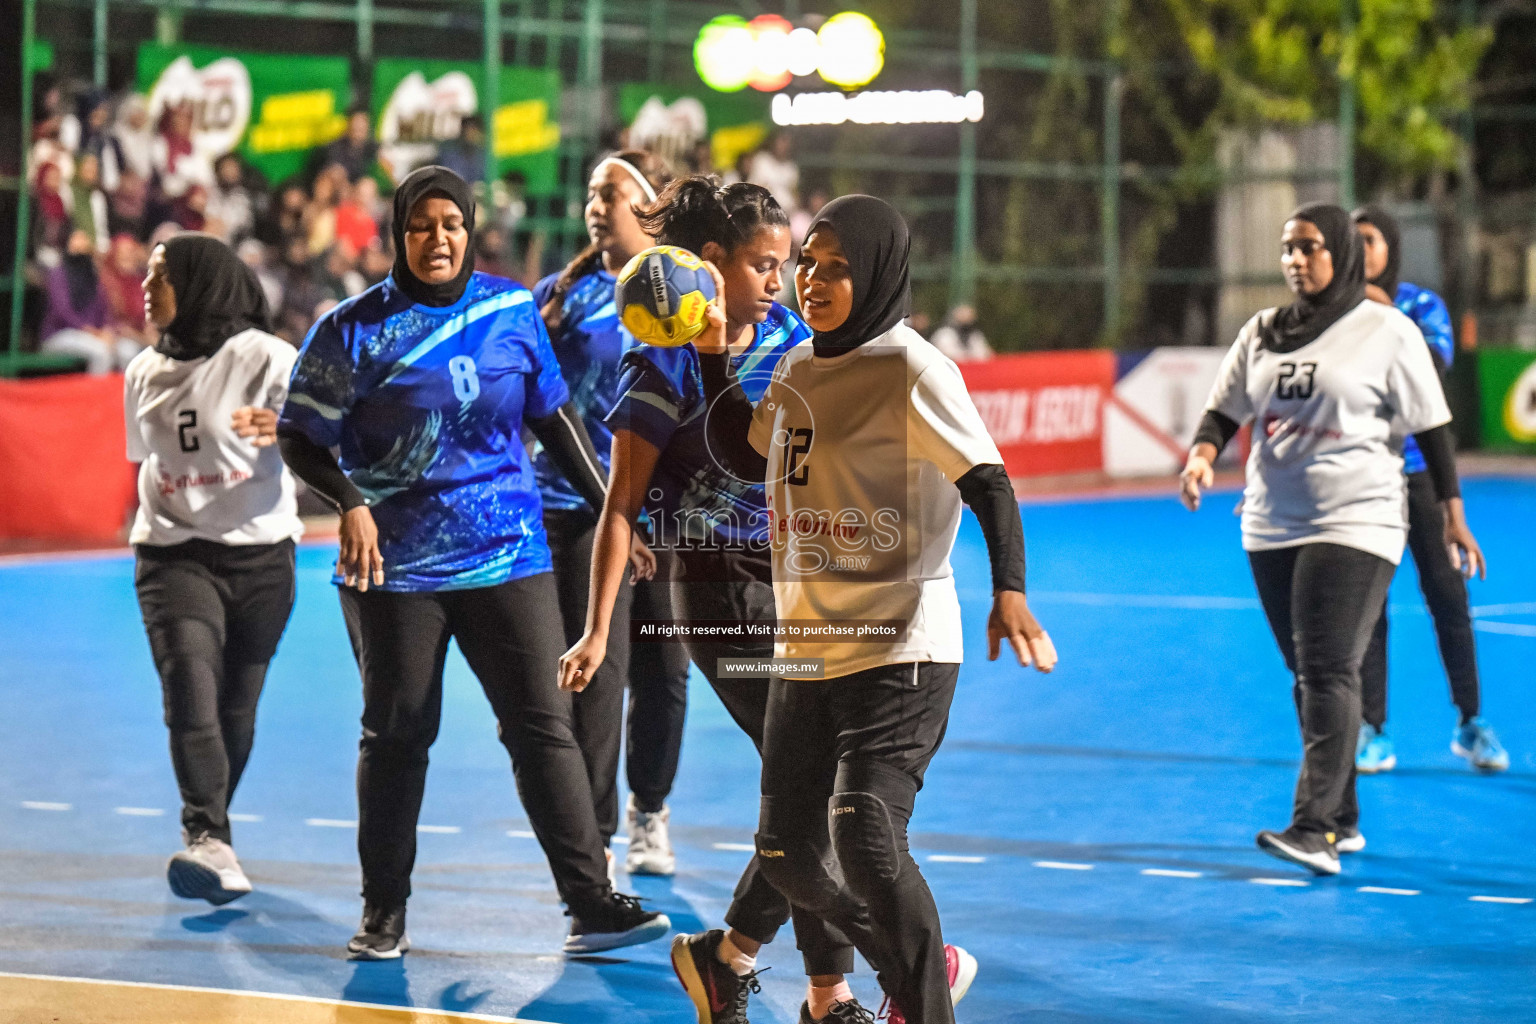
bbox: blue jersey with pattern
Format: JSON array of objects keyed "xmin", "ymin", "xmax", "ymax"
[
  {"xmin": 1395, "ymin": 282, "xmax": 1454, "ymax": 475},
  {"xmin": 607, "ymin": 303, "xmax": 811, "ymax": 551},
  {"xmin": 531, "ymin": 267, "xmax": 634, "ymax": 512},
  {"xmin": 279, "ymin": 272, "xmax": 570, "ymax": 591}
]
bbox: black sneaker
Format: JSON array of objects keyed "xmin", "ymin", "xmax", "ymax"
[
  {"xmin": 564, "ymin": 891, "xmax": 671, "ymax": 954},
  {"xmin": 799, "ymin": 999, "xmax": 876, "ymax": 1023},
  {"xmin": 347, "ymin": 903, "xmax": 409, "ymax": 960},
  {"xmin": 1256, "ymin": 827, "xmax": 1340, "ymax": 875},
  {"xmin": 671, "ymin": 929, "xmax": 764, "ymax": 1024}
]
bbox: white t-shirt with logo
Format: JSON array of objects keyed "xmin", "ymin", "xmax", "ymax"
[
  {"xmin": 748, "ymin": 325, "xmax": 1003, "ymax": 679},
  {"xmin": 124, "ymin": 328, "xmax": 304, "ymax": 547},
  {"xmin": 1204, "ymin": 299, "xmax": 1451, "ymax": 565}
]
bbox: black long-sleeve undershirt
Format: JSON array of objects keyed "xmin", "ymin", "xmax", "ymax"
[
  {"xmin": 277, "ymin": 429, "xmax": 366, "ymax": 512},
  {"xmin": 527, "ymin": 400, "xmax": 609, "ymax": 512},
  {"xmin": 956, "ymin": 463, "xmax": 1027, "ymax": 594},
  {"xmin": 1190, "ymin": 410, "xmax": 1461, "ymax": 501}
]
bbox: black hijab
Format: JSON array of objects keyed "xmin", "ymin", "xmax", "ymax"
[
  {"xmin": 390, "ymin": 165, "xmax": 476, "ymax": 307},
  {"xmin": 156, "ymin": 233, "xmax": 271, "ymax": 361},
  {"xmin": 1352, "ymin": 203, "xmax": 1401, "ymax": 299},
  {"xmin": 802, "ymin": 194, "xmax": 911, "ymax": 358},
  {"xmin": 1262, "ymin": 201, "xmax": 1366, "ymax": 354},
  {"xmin": 62, "ymin": 250, "xmax": 99, "ymax": 312}
]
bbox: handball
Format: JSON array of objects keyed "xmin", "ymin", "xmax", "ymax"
[{"xmin": 616, "ymin": 245, "xmax": 716, "ymax": 347}]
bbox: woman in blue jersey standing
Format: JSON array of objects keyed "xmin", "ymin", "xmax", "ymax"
[
  {"xmin": 558, "ymin": 177, "xmax": 866, "ymax": 1024},
  {"xmin": 275, "ymin": 166, "xmax": 668, "ymax": 960},
  {"xmin": 535, "ymin": 149, "xmax": 694, "ymax": 876},
  {"xmin": 1351, "ymin": 206, "xmax": 1507, "ymax": 773}
]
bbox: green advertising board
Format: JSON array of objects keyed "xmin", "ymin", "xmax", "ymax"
[
  {"xmin": 135, "ymin": 44, "xmax": 351, "ymax": 185},
  {"xmin": 618, "ymin": 84, "xmax": 771, "ymax": 174},
  {"xmin": 1477, "ymin": 348, "xmax": 1536, "ymax": 452},
  {"xmin": 370, "ymin": 59, "xmax": 561, "ymax": 196}
]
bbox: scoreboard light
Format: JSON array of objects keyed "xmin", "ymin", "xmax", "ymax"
[{"xmin": 694, "ymin": 10, "xmax": 887, "ymax": 93}]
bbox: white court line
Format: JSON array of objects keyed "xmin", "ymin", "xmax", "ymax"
[
  {"xmin": 1472, "ymin": 621, "xmax": 1536, "ymax": 637},
  {"xmin": 1359, "ymin": 886, "xmax": 1420, "ymax": 896},
  {"xmin": 228, "ymin": 813, "xmax": 263, "ymax": 823},
  {"xmin": 305, "ymin": 818, "xmax": 357, "ymax": 828},
  {"xmin": 611, "ymin": 836, "xmax": 628, "ymax": 845},
  {"xmin": 507, "ymin": 829, "xmax": 538, "ymax": 839},
  {"xmin": 1470, "ymin": 895, "xmax": 1533, "ymax": 905},
  {"xmin": 929, "ymin": 855, "xmax": 986, "ymax": 864},
  {"xmin": 712, "ymin": 842, "xmax": 756, "ymax": 852},
  {"xmin": 1471, "ymin": 602, "xmax": 1536, "ymax": 616},
  {"xmin": 114, "ymin": 807, "xmax": 164, "ymax": 817},
  {"xmin": 1033, "ymin": 860, "xmax": 1093, "ymax": 871},
  {"xmin": 1142, "ymin": 868, "xmax": 1202, "ymax": 878},
  {"xmin": 20, "ymin": 801, "xmax": 70, "ymax": 811},
  {"xmin": 1249, "ymin": 877, "xmax": 1309, "ymax": 887},
  {"xmin": 417, "ymin": 825, "xmax": 461, "ymax": 834}
]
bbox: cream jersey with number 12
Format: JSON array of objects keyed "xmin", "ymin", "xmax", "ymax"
[{"xmin": 749, "ymin": 325, "xmax": 1003, "ymax": 680}]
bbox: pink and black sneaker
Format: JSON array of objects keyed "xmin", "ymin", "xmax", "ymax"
[{"xmin": 879, "ymin": 944, "xmax": 978, "ymax": 1023}]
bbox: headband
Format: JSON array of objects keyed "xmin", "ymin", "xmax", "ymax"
[{"xmin": 592, "ymin": 156, "xmax": 658, "ymax": 204}]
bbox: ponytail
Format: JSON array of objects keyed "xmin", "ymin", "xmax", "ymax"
[
  {"xmin": 542, "ymin": 148, "xmax": 675, "ymax": 332},
  {"xmin": 639, "ymin": 176, "xmax": 789, "ymax": 259}
]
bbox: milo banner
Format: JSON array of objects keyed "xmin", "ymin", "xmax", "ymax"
[
  {"xmin": 619, "ymin": 84, "xmax": 771, "ymax": 175},
  {"xmin": 371, "ymin": 59, "xmax": 561, "ymax": 195},
  {"xmin": 136, "ymin": 44, "xmax": 351, "ymax": 184},
  {"xmin": 1477, "ymin": 349, "xmax": 1536, "ymax": 452}
]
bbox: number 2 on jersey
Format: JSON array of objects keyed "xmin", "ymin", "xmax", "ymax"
[{"xmin": 448, "ymin": 355, "xmax": 481, "ymax": 403}]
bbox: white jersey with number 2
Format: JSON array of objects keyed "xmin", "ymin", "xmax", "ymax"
[
  {"xmin": 124, "ymin": 328, "xmax": 303, "ymax": 547},
  {"xmin": 1204, "ymin": 299, "xmax": 1451, "ymax": 565}
]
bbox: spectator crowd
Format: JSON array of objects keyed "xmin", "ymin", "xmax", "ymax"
[{"xmin": 18, "ymin": 76, "xmax": 989, "ymax": 372}]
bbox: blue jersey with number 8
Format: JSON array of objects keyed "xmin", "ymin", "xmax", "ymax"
[{"xmin": 279, "ymin": 272, "xmax": 570, "ymax": 591}]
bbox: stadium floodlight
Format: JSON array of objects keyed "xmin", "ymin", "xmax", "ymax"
[
  {"xmin": 693, "ymin": 10, "xmax": 886, "ymax": 92},
  {"xmin": 815, "ymin": 12, "xmax": 885, "ymax": 89},
  {"xmin": 770, "ymin": 89, "xmax": 986, "ymax": 126},
  {"xmin": 694, "ymin": 15, "xmax": 757, "ymax": 93}
]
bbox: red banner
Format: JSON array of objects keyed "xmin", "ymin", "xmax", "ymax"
[
  {"xmin": 0, "ymin": 373, "xmax": 137, "ymax": 542},
  {"xmin": 958, "ymin": 351, "xmax": 1117, "ymax": 477}
]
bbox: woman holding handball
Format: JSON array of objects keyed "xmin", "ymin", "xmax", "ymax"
[
  {"xmin": 558, "ymin": 177, "xmax": 867, "ymax": 1024},
  {"xmin": 698, "ymin": 194, "xmax": 1055, "ymax": 1024},
  {"xmin": 276, "ymin": 165, "xmax": 668, "ymax": 959},
  {"xmin": 535, "ymin": 149, "xmax": 695, "ymax": 878}
]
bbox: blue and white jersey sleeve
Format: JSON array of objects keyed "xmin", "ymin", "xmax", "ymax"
[
  {"xmin": 608, "ymin": 346, "xmax": 694, "ymax": 453},
  {"xmin": 523, "ymin": 308, "xmax": 572, "ymax": 421},
  {"xmin": 281, "ymin": 312, "xmax": 357, "ymax": 449},
  {"xmin": 1394, "ymin": 282, "xmax": 1454, "ymax": 372}
]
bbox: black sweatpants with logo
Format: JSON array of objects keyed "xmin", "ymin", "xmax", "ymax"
[
  {"xmin": 755, "ymin": 661, "xmax": 961, "ymax": 1024},
  {"xmin": 134, "ymin": 538, "xmax": 296, "ymax": 845}
]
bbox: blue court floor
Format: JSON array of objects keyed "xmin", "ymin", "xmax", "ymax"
[{"xmin": 2, "ymin": 476, "xmax": 1533, "ymax": 1023}]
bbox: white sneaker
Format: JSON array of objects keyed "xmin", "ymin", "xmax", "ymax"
[
  {"xmin": 624, "ymin": 794, "xmax": 676, "ymax": 876},
  {"xmin": 168, "ymin": 835, "xmax": 253, "ymax": 906}
]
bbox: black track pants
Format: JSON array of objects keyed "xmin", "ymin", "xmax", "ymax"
[
  {"xmin": 339, "ymin": 573, "xmax": 609, "ymax": 909},
  {"xmin": 134, "ymin": 538, "xmax": 295, "ymax": 845},
  {"xmin": 1359, "ymin": 470, "xmax": 1481, "ymax": 728},
  {"xmin": 1249, "ymin": 543, "xmax": 1395, "ymax": 836}
]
